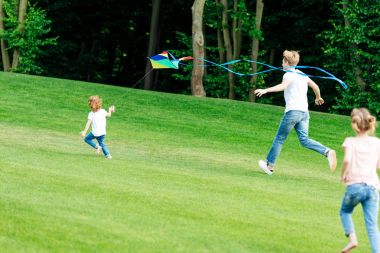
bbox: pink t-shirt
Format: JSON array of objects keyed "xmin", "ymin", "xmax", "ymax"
[{"xmin": 342, "ymin": 136, "xmax": 380, "ymax": 189}]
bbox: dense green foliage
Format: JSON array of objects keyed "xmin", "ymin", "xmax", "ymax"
[
  {"xmin": 320, "ymin": 0, "xmax": 380, "ymax": 116},
  {"xmin": 1, "ymin": 72, "xmax": 375, "ymax": 252},
  {"xmin": 1, "ymin": 0, "xmax": 56, "ymax": 74}
]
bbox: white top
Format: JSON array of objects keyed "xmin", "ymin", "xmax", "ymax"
[
  {"xmin": 342, "ymin": 136, "xmax": 380, "ymax": 189},
  {"xmin": 283, "ymin": 69, "xmax": 310, "ymax": 112},
  {"xmin": 88, "ymin": 109, "xmax": 108, "ymax": 137}
]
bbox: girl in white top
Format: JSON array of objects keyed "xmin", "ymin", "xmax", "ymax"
[
  {"xmin": 340, "ymin": 108, "xmax": 380, "ymax": 253},
  {"xmin": 80, "ymin": 95, "xmax": 115, "ymax": 159}
]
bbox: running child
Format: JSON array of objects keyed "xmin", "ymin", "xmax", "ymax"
[
  {"xmin": 254, "ymin": 50, "xmax": 337, "ymax": 174},
  {"xmin": 339, "ymin": 108, "xmax": 380, "ymax": 253},
  {"xmin": 80, "ymin": 95, "xmax": 115, "ymax": 159}
]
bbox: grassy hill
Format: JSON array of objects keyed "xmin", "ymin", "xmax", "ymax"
[{"xmin": 0, "ymin": 72, "xmax": 372, "ymax": 252}]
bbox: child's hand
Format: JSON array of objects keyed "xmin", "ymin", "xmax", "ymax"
[
  {"xmin": 80, "ymin": 131, "xmax": 86, "ymax": 137},
  {"xmin": 315, "ymin": 97, "xmax": 324, "ymax": 105},
  {"xmin": 254, "ymin": 89, "xmax": 267, "ymax": 97},
  {"xmin": 109, "ymin": 105, "xmax": 115, "ymax": 113}
]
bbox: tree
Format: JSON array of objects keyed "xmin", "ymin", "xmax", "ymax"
[
  {"xmin": 249, "ymin": 0, "xmax": 263, "ymax": 102},
  {"xmin": 144, "ymin": 0, "xmax": 161, "ymax": 90},
  {"xmin": 191, "ymin": 0, "xmax": 206, "ymax": 96},
  {"xmin": 219, "ymin": 0, "xmax": 244, "ymax": 99},
  {"xmin": 0, "ymin": 0, "xmax": 56, "ymax": 74},
  {"xmin": 176, "ymin": 0, "xmax": 263, "ymax": 100},
  {"xmin": 341, "ymin": 0, "xmax": 366, "ymax": 90},
  {"xmin": 320, "ymin": 0, "xmax": 380, "ymax": 116},
  {"xmin": 11, "ymin": 0, "xmax": 27, "ymax": 69},
  {"xmin": 0, "ymin": 0, "xmax": 10, "ymax": 71}
]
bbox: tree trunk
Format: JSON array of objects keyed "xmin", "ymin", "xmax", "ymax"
[
  {"xmin": 191, "ymin": 0, "xmax": 206, "ymax": 97},
  {"xmin": 221, "ymin": 0, "xmax": 244, "ymax": 100},
  {"xmin": 269, "ymin": 48, "xmax": 275, "ymax": 67},
  {"xmin": 216, "ymin": 29, "xmax": 225, "ymax": 63},
  {"xmin": 232, "ymin": 0, "xmax": 242, "ymax": 60},
  {"xmin": 249, "ymin": 0, "xmax": 264, "ymax": 102},
  {"xmin": 220, "ymin": 0, "xmax": 234, "ymax": 99},
  {"xmin": 342, "ymin": 1, "xmax": 366, "ymax": 90},
  {"xmin": 0, "ymin": 0, "xmax": 10, "ymax": 71},
  {"xmin": 12, "ymin": 0, "xmax": 27, "ymax": 70},
  {"xmin": 215, "ymin": 0, "xmax": 225, "ymax": 63},
  {"xmin": 144, "ymin": 0, "xmax": 161, "ymax": 90}
]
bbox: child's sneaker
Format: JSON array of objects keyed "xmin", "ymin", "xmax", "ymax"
[
  {"xmin": 327, "ymin": 150, "xmax": 337, "ymax": 171},
  {"xmin": 259, "ymin": 160, "xmax": 273, "ymax": 175},
  {"xmin": 106, "ymin": 155, "xmax": 112, "ymax": 159},
  {"xmin": 96, "ymin": 146, "xmax": 102, "ymax": 155}
]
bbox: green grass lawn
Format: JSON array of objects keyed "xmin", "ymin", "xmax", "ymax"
[{"xmin": 0, "ymin": 72, "xmax": 374, "ymax": 252}]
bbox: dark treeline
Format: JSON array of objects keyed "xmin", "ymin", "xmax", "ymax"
[
  {"xmin": 37, "ymin": 1, "xmax": 333, "ymax": 95},
  {"xmin": 35, "ymin": 0, "xmax": 192, "ymax": 88},
  {"xmin": 38, "ymin": 1, "xmax": 331, "ymax": 82},
  {"xmin": 1, "ymin": 0, "xmax": 379, "ymax": 115}
]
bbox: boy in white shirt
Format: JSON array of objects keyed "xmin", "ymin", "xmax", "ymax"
[
  {"xmin": 254, "ymin": 50, "xmax": 337, "ymax": 174},
  {"xmin": 80, "ymin": 95, "xmax": 115, "ymax": 159}
]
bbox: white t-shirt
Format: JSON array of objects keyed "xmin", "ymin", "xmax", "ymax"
[
  {"xmin": 88, "ymin": 109, "xmax": 108, "ymax": 137},
  {"xmin": 283, "ymin": 69, "xmax": 310, "ymax": 112}
]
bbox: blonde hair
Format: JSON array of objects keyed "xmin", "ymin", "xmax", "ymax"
[
  {"xmin": 88, "ymin": 95, "xmax": 102, "ymax": 111},
  {"xmin": 283, "ymin": 50, "xmax": 300, "ymax": 66},
  {"xmin": 351, "ymin": 108, "xmax": 377, "ymax": 134}
]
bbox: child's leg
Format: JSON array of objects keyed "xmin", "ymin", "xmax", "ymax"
[
  {"xmin": 294, "ymin": 112, "xmax": 328, "ymax": 155},
  {"xmin": 294, "ymin": 112, "xmax": 337, "ymax": 170},
  {"xmin": 341, "ymin": 233, "xmax": 358, "ymax": 253},
  {"xmin": 96, "ymin": 135, "xmax": 111, "ymax": 158},
  {"xmin": 84, "ymin": 132, "xmax": 98, "ymax": 149},
  {"xmin": 362, "ymin": 187, "xmax": 380, "ymax": 253},
  {"xmin": 340, "ymin": 185, "xmax": 362, "ymax": 253},
  {"xmin": 266, "ymin": 111, "xmax": 299, "ymax": 168}
]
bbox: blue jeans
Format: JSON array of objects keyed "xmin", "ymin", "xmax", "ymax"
[
  {"xmin": 84, "ymin": 132, "xmax": 110, "ymax": 157},
  {"xmin": 266, "ymin": 110, "xmax": 329, "ymax": 167},
  {"xmin": 340, "ymin": 183, "xmax": 380, "ymax": 253}
]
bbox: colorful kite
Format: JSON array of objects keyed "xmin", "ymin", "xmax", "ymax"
[{"xmin": 149, "ymin": 51, "xmax": 193, "ymax": 69}]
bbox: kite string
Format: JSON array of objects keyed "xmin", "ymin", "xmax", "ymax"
[
  {"xmin": 110, "ymin": 68, "xmax": 154, "ymax": 108},
  {"xmin": 131, "ymin": 68, "xmax": 154, "ymax": 88}
]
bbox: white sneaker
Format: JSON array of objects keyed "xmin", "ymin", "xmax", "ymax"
[
  {"xmin": 259, "ymin": 160, "xmax": 273, "ymax": 175},
  {"xmin": 96, "ymin": 145, "xmax": 102, "ymax": 155},
  {"xmin": 327, "ymin": 150, "xmax": 337, "ymax": 171},
  {"xmin": 106, "ymin": 155, "xmax": 112, "ymax": 159}
]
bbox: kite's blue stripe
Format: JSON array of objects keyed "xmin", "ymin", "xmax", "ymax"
[
  {"xmin": 179, "ymin": 57, "xmax": 347, "ymax": 89},
  {"xmin": 167, "ymin": 52, "xmax": 178, "ymax": 61},
  {"xmin": 150, "ymin": 55, "xmax": 168, "ymax": 60}
]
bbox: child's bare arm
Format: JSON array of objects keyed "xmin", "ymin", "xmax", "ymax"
[
  {"xmin": 80, "ymin": 119, "xmax": 92, "ymax": 137},
  {"xmin": 308, "ymin": 79, "xmax": 324, "ymax": 105},
  {"xmin": 107, "ymin": 105, "xmax": 115, "ymax": 117},
  {"xmin": 341, "ymin": 147, "xmax": 350, "ymax": 183},
  {"xmin": 254, "ymin": 79, "xmax": 290, "ymax": 97}
]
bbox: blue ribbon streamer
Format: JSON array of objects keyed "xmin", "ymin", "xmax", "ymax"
[{"xmin": 173, "ymin": 54, "xmax": 347, "ymax": 90}]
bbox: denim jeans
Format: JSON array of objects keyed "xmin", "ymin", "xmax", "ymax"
[
  {"xmin": 266, "ymin": 110, "xmax": 329, "ymax": 167},
  {"xmin": 84, "ymin": 132, "xmax": 110, "ymax": 157},
  {"xmin": 340, "ymin": 183, "xmax": 380, "ymax": 253}
]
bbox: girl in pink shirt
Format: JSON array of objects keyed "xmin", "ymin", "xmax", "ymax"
[{"xmin": 340, "ymin": 108, "xmax": 380, "ymax": 253}]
